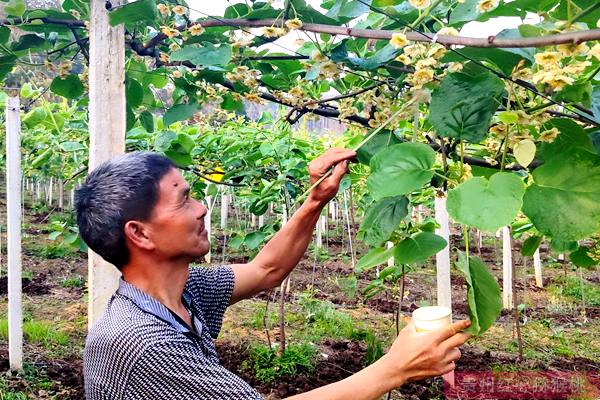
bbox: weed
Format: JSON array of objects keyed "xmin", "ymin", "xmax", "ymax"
[
  {"xmin": 21, "ymin": 270, "xmax": 33, "ymax": 281},
  {"xmin": 548, "ymin": 276, "xmax": 600, "ymax": 306},
  {"xmin": 28, "ymin": 243, "xmax": 73, "ymax": 259},
  {"xmin": 297, "ymin": 290, "xmax": 357, "ymax": 341},
  {"xmin": 60, "ymin": 275, "xmax": 84, "ymax": 289},
  {"xmin": 23, "ymin": 320, "xmax": 69, "ymax": 347},
  {"xmin": 0, "ymin": 318, "xmax": 7, "ymax": 340},
  {"xmin": 364, "ymin": 330, "xmax": 384, "ymax": 366},
  {"xmin": 248, "ymin": 343, "xmax": 315, "ymax": 383}
]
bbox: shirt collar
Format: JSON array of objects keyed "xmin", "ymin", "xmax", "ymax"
[{"xmin": 116, "ymin": 279, "xmax": 201, "ymax": 336}]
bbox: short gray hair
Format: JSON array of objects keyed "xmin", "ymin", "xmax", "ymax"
[{"xmin": 75, "ymin": 151, "xmax": 175, "ymax": 269}]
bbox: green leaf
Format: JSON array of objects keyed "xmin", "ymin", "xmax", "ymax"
[
  {"xmin": 356, "ymin": 130, "xmax": 401, "ymax": 165},
  {"xmin": 126, "ymin": 78, "xmax": 143, "ymax": 108},
  {"xmin": 441, "ymin": 47, "xmax": 529, "ymax": 76},
  {"xmin": 171, "ymin": 43, "xmax": 232, "ymax": 67},
  {"xmin": 31, "ymin": 148, "xmax": 52, "ymax": 168},
  {"xmin": 23, "ymin": 107, "xmax": 47, "ymax": 129},
  {"xmin": 570, "ymin": 246, "xmax": 597, "ymax": 268},
  {"xmin": 523, "ymin": 149, "xmax": 600, "ymax": 243},
  {"xmin": 164, "ymin": 150, "xmax": 192, "ymax": 167},
  {"xmin": 109, "ymin": 0, "xmax": 157, "ymax": 26},
  {"xmin": 244, "ymin": 231, "xmax": 267, "ymax": 250},
  {"xmin": 455, "ymin": 252, "xmax": 502, "ymax": 336},
  {"xmin": 11, "ymin": 34, "xmax": 45, "ymax": 51},
  {"xmin": 50, "ymin": 74, "xmax": 84, "ymax": 99},
  {"xmin": 154, "ymin": 130, "xmax": 177, "ymax": 152},
  {"xmin": 59, "ymin": 141, "xmax": 86, "ymax": 152},
  {"xmin": 331, "ymin": 40, "xmax": 400, "ymax": 70},
  {"xmin": 394, "ymin": 232, "xmax": 447, "ymax": 264},
  {"xmin": 4, "ymin": 0, "xmax": 26, "ymax": 17},
  {"xmin": 356, "ymin": 246, "xmax": 395, "ymax": 273},
  {"xmin": 447, "ymin": 172, "xmax": 525, "ymax": 232},
  {"xmin": 163, "ymin": 103, "xmax": 200, "ymax": 126},
  {"xmin": 367, "ymin": 142, "xmax": 436, "ymax": 199},
  {"xmin": 538, "ymin": 118, "xmax": 596, "ymax": 161},
  {"xmin": 288, "ymin": 0, "xmax": 339, "ymax": 24},
  {"xmin": 48, "ymin": 231, "xmax": 61, "ymax": 241},
  {"xmin": 429, "ymin": 71, "xmax": 505, "ymax": 142},
  {"xmin": 0, "ymin": 55, "xmax": 16, "ymax": 81},
  {"xmin": 358, "ymin": 196, "xmax": 409, "ymax": 246},
  {"xmin": 139, "ymin": 110, "xmax": 154, "ymax": 133},
  {"xmin": 173, "ymin": 133, "xmax": 195, "ymax": 154},
  {"xmin": 520, "ymin": 235, "xmax": 542, "ymax": 257},
  {"xmin": 592, "ymin": 85, "xmax": 600, "ymax": 124},
  {"xmin": 0, "ymin": 26, "xmax": 11, "ymax": 44}
]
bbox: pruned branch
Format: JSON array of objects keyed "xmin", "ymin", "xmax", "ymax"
[{"xmin": 198, "ymin": 18, "xmax": 600, "ymax": 48}]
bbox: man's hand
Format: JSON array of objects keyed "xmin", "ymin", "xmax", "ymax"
[
  {"xmin": 382, "ymin": 319, "xmax": 472, "ymax": 385},
  {"xmin": 307, "ymin": 148, "xmax": 356, "ymax": 204}
]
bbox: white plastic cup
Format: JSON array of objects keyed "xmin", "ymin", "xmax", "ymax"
[
  {"xmin": 412, "ymin": 306, "xmax": 452, "ymax": 332},
  {"xmin": 412, "ymin": 306, "xmax": 455, "ymax": 388}
]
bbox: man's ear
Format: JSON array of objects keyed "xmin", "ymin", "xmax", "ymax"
[{"xmin": 124, "ymin": 220, "xmax": 155, "ymax": 251}]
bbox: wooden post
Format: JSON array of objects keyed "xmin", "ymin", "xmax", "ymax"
[
  {"xmin": 434, "ymin": 193, "xmax": 452, "ymax": 309},
  {"xmin": 342, "ymin": 190, "xmax": 355, "ymax": 269},
  {"xmin": 258, "ymin": 214, "xmax": 265, "ymax": 228},
  {"xmin": 58, "ymin": 179, "xmax": 64, "ymax": 210},
  {"xmin": 87, "ymin": 0, "xmax": 126, "ymax": 327},
  {"xmin": 6, "ymin": 96, "xmax": 23, "ymax": 370},
  {"xmin": 48, "ymin": 177, "xmax": 53, "ymax": 206},
  {"xmin": 533, "ymin": 249, "xmax": 543, "ymax": 288},
  {"xmin": 502, "ymin": 226, "xmax": 514, "ymax": 309}
]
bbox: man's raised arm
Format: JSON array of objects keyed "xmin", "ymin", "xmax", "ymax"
[{"xmin": 229, "ymin": 148, "xmax": 355, "ymax": 304}]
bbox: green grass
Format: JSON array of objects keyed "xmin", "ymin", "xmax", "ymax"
[
  {"xmin": 246, "ymin": 343, "xmax": 316, "ymax": 384},
  {"xmin": 23, "ymin": 320, "xmax": 70, "ymax": 347},
  {"xmin": 60, "ymin": 274, "xmax": 84, "ymax": 289},
  {"xmin": 548, "ymin": 275, "xmax": 600, "ymax": 306},
  {"xmin": 297, "ymin": 290, "xmax": 359, "ymax": 341}
]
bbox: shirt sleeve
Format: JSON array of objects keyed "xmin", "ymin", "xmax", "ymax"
[
  {"xmin": 124, "ymin": 340, "xmax": 263, "ymax": 400},
  {"xmin": 185, "ymin": 265, "xmax": 235, "ymax": 338}
]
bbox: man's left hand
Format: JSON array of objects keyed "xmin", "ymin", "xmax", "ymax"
[{"xmin": 307, "ymin": 148, "xmax": 356, "ymax": 204}]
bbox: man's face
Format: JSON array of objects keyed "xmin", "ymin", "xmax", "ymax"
[{"xmin": 145, "ymin": 168, "xmax": 210, "ymax": 261}]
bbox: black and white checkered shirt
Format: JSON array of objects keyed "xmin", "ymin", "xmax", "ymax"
[{"xmin": 83, "ymin": 265, "xmax": 262, "ymax": 400}]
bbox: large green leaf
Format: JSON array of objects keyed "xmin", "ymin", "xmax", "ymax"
[
  {"xmin": 50, "ymin": 74, "xmax": 84, "ymax": 99},
  {"xmin": 23, "ymin": 107, "xmax": 47, "ymax": 129},
  {"xmin": 523, "ymin": 149, "xmax": 600, "ymax": 243},
  {"xmin": 367, "ymin": 142, "xmax": 436, "ymax": 199},
  {"xmin": 331, "ymin": 40, "xmax": 400, "ymax": 70},
  {"xmin": 139, "ymin": 110, "xmax": 154, "ymax": 133},
  {"xmin": 357, "ymin": 196, "xmax": 409, "ymax": 246},
  {"xmin": 288, "ymin": 0, "xmax": 339, "ymax": 24},
  {"xmin": 0, "ymin": 55, "xmax": 16, "ymax": 81},
  {"xmin": 441, "ymin": 47, "xmax": 529, "ymax": 76},
  {"xmin": 429, "ymin": 71, "xmax": 505, "ymax": 142},
  {"xmin": 538, "ymin": 118, "xmax": 596, "ymax": 161},
  {"xmin": 394, "ymin": 232, "xmax": 447, "ymax": 264},
  {"xmin": 447, "ymin": 172, "xmax": 525, "ymax": 232},
  {"xmin": 11, "ymin": 34, "xmax": 45, "ymax": 52},
  {"xmin": 570, "ymin": 246, "xmax": 597, "ymax": 268},
  {"xmin": 4, "ymin": 0, "xmax": 26, "ymax": 17},
  {"xmin": 356, "ymin": 130, "xmax": 401, "ymax": 165},
  {"xmin": 356, "ymin": 246, "xmax": 395, "ymax": 272},
  {"xmin": 520, "ymin": 235, "xmax": 542, "ymax": 257},
  {"xmin": 126, "ymin": 78, "xmax": 144, "ymax": 108},
  {"xmin": 163, "ymin": 103, "xmax": 201, "ymax": 126},
  {"xmin": 109, "ymin": 0, "xmax": 157, "ymax": 26},
  {"xmin": 170, "ymin": 43, "xmax": 232, "ymax": 67},
  {"xmin": 455, "ymin": 252, "xmax": 502, "ymax": 336}
]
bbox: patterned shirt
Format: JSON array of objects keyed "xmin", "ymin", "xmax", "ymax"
[{"xmin": 83, "ymin": 265, "xmax": 262, "ymax": 400}]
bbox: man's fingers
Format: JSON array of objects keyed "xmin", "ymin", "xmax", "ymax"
[
  {"xmin": 445, "ymin": 348, "xmax": 461, "ymax": 363},
  {"xmin": 435, "ymin": 320, "xmax": 471, "ymax": 343},
  {"xmin": 330, "ymin": 160, "xmax": 349, "ymax": 181},
  {"xmin": 443, "ymin": 332, "xmax": 472, "ymax": 348},
  {"xmin": 310, "ymin": 149, "xmax": 356, "ymax": 174}
]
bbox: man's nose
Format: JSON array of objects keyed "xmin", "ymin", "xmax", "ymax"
[{"xmin": 194, "ymin": 199, "xmax": 208, "ymax": 219}]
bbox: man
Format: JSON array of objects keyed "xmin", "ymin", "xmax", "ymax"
[{"xmin": 77, "ymin": 149, "xmax": 470, "ymax": 400}]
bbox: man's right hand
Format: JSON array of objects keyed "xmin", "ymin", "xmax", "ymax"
[{"xmin": 382, "ymin": 319, "xmax": 472, "ymax": 385}]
